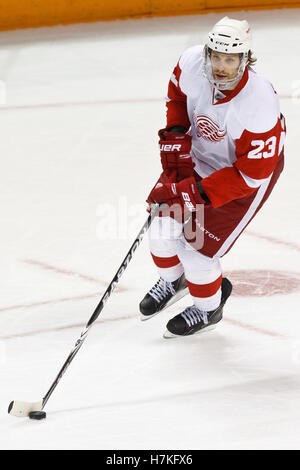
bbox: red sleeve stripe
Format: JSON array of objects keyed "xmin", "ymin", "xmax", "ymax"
[
  {"xmin": 201, "ymin": 166, "xmax": 256, "ymax": 208},
  {"xmin": 186, "ymin": 275, "xmax": 222, "ymax": 298},
  {"xmin": 166, "ymin": 62, "xmax": 190, "ymax": 130},
  {"xmin": 151, "ymin": 253, "xmax": 180, "ymax": 269}
]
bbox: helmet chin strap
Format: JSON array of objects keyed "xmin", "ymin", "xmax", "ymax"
[{"xmin": 203, "ymin": 47, "xmax": 248, "ymax": 91}]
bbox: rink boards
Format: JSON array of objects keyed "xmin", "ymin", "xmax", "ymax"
[{"xmin": 0, "ymin": 0, "xmax": 299, "ymax": 31}]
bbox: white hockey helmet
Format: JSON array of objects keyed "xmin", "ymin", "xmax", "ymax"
[
  {"xmin": 207, "ymin": 16, "xmax": 251, "ymax": 54},
  {"xmin": 203, "ymin": 17, "xmax": 252, "ymax": 90}
]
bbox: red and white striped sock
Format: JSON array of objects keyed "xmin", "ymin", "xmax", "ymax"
[
  {"xmin": 148, "ymin": 216, "xmax": 184, "ymax": 282},
  {"xmin": 175, "ymin": 237, "xmax": 223, "ymax": 311},
  {"xmin": 186, "ymin": 275, "xmax": 222, "ymax": 312},
  {"xmin": 150, "ymin": 252, "xmax": 184, "ymax": 282}
]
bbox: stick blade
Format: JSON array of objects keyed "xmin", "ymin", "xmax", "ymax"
[{"xmin": 8, "ymin": 400, "xmax": 43, "ymax": 417}]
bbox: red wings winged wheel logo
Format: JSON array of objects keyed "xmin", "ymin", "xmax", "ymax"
[{"xmin": 194, "ymin": 115, "xmax": 226, "ymax": 143}]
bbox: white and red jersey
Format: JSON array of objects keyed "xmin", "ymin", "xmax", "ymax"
[{"xmin": 166, "ymin": 45, "xmax": 286, "ymax": 208}]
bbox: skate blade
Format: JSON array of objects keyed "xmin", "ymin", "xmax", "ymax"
[
  {"xmin": 163, "ymin": 324, "xmax": 217, "ymax": 339},
  {"xmin": 140, "ymin": 287, "xmax": 189, "ymax": 322}
]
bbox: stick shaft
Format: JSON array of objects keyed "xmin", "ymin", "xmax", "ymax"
[{"xmin": 41, "ymin": 205, "xmax": 159, "ymax": 408}]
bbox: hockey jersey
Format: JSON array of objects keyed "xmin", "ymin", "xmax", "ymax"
[{"xmin": 165, "ymin": 45, "xmax": 286, "ymax": 208}]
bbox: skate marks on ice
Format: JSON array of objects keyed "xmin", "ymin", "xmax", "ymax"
[
  {"xmin": 42, "ymin": 373, "xmax": 300, "ymax": 420},
  {"xmin": 225, "ymin": 269, "xmax": 300, "ymax": 297},
  {"xmin": 0, "ymin": 94, "xmax": 294, "ymax": 113}
]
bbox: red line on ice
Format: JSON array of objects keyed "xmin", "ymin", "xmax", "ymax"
[
  {"xmin": 0, "ymin": 292, "xmax": 101, "ymax": 313},
  {"xmin": 22, "ymin": 258, "xmax": 127, "ymax": 292},
  {"xmin": 246, "ymin": 230, "xmax": 300, "ymax": 252},
  {"xmin": 0, "ymin": 314, "xmax": 135, "ymax": 340},
  {"xmin": 0, "ymin": 268, "xmax": 294, "ymax": 339},
  {"xmin": 223, "ymin": 318, "xmax": 286, "ymax": 338},
  {"xmin": 1, "ymin": 314, "xmax": 285, "ymax": 340}
]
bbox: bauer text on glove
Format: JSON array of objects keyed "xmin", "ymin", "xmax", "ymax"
[
  {"xmin": 159, "ymin": 128, "xmax": 194, "ymax": 180},
  {"xmin": 149, "ymin": 176, "xmax": 209, "ymax": 212}
]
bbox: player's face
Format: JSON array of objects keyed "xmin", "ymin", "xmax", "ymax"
[{"xmin": 210, "ymin": 51, "xmax": 241, "ymax": 88}]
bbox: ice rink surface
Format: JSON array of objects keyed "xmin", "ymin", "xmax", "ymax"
[{"xmin": 0, "ymin": 8, "xmax": 300, "ymax": 450}]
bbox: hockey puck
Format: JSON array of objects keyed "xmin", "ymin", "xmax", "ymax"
[{"xmin": 29, "ymin": 411, "xmax": 46, "ymax": 420}]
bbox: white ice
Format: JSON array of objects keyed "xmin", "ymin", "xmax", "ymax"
[{"xmin": 0, "ymin": 8, "xmax": 300, "ymax": 450}]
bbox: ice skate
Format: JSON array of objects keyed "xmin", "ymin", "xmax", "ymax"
[
  {"xmin": 139, "ymin": 273, "xmax": 188, "ymax": 321},
  {"xmin": 163, "ymin": 277, "xmax": 232, "ymax": 338}
]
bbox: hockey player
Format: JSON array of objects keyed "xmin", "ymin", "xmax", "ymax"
[{"xmin": 139, "ymin": 17, "xmax": 286, "ymax": 338}]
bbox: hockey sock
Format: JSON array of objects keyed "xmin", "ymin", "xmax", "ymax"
[
  {"xmin": 148, "ymin": 216, "xmax": 185, "ymax": 282},
  {"xmin": 186, "ymin": 275, "xmax": 222, "ymax": 311},
  {"xmin": 151, "ymin": 252, "xmax": 184, "ymax": 282}
]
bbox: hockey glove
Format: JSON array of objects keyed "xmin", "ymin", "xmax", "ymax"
[
  {"xmin": 159, "ymin": 129, "xmax": 195, "ymax": 180},
  {"xmin": 146, "ymin": 169, "xmax": 177, "ymax": 211},
  {"xmin": 149, "ymin": 176, "xmax": 207, "ymax": 212}
]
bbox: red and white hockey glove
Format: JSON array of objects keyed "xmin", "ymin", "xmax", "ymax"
[
  {"xmin": 159, "ymin": 129, "xmax": 195, "ymax": 180},
  {"xmin": 146, "ymin": 169, "xmax": 176, "ymax": 211},
  {"xmin": 149, "ymin": 176, "xmax": 207, "ymax": 212}
]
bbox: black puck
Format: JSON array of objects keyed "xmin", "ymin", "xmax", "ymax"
[{"xmin": 29, "ymin": 411, "xmax": 46, "ymax": 420}]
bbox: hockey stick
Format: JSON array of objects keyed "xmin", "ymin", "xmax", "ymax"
[{"xmin": 8, "ymin": 204, "xmax": 160, "ymax": 418}]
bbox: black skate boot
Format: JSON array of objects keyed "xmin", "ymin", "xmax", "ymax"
[
  {"xmin": 139, "ymin": 274, "xmax": 189, "ymax": 321},
  {"xmin": 163, "ymin": 277, "xmax": 232, "ymax": 338}
]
